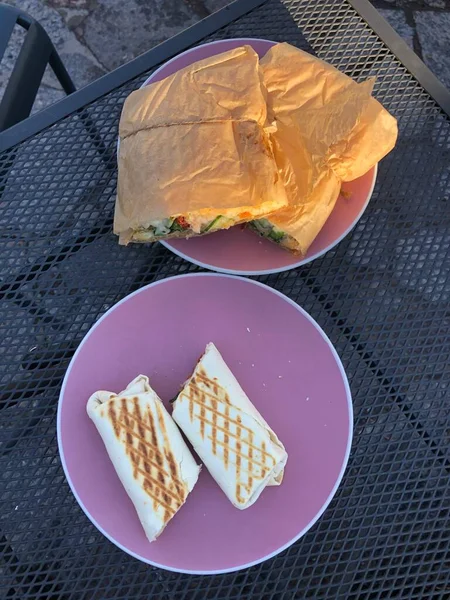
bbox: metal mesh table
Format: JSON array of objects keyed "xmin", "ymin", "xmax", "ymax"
[{"xmin": 1, "ymin": 0, "xmax": 449, "ymax": 598}]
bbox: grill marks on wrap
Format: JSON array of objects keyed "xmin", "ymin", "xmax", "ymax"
[
  {"xmin": 183, "ymin": 366, "xmax": 275, "ymax": 505},
  {"xmin": 108, "ymin": 395, "xmax": 187, "ymax": 522}
]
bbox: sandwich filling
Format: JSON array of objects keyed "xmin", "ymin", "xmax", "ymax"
[
  {"xmin": 250, "ymin": 219, "xmax": 300, "ymax": 252},
  {"xmin": 130, "ymin": 214, "xmax": 237, "ymax": 242}
]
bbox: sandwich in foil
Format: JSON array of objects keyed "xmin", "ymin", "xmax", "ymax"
[
  {"xmin": 115, "ymin": 45, "xmax": 288, "ymax": 245},
  {"xmin": 87, "ymin": 375, "xmax": 200, "ymax": 542},
  {"xmin": 172, "ymin": 343, "xmax": 287, "ymax": 509}
]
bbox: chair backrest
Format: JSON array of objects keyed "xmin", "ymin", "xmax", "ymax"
[{"xmin": 0, "ymin": 3, "xmax": 75, "ymax": 132}]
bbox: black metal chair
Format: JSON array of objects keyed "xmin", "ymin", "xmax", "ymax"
[{"xmin": 0, "ymin": 2, "xmax": 76, "ymax": 132}]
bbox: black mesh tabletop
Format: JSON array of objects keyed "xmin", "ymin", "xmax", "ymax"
[{"xmin": 1, "ymin": 0, "xmax": 449, "ymax": 598}]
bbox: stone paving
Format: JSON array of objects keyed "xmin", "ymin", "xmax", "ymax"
[
  {"xmin": 0, "ymin": 0, "xmax": 449, "ymax": 115},
  {"xmin": 375, "ymin": 0, "xmax": 450, "ymax": 89}
]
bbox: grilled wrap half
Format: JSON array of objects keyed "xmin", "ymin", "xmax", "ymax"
[{"xmin": 87, "ymin": 375, "xmax": 200, "ymax": 542}]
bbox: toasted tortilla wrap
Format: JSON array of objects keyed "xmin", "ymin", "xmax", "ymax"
[
  {"xmin": 172, "ymin": 343, "xmax": 287, "ymax": 510},
  {"xmin": 87, "ymin": 375, "xmax": 200, "ymax": 542},
  {"xmin": 252, "ymin": 42, "xmax": 398, "ymax": 254},
  {"xmin": 115, "ymin": 45, "xmax": 288, "ymax": 245}
]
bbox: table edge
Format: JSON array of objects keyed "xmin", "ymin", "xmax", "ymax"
[{"xmin": 349, "ymin": 0, "xmax": 450, "ymax": 118}]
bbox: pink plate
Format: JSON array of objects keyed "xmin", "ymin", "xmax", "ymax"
[
  {"xmin": 138, "ymin": 38, "xmax": 377, "ymax": 275},
  {"xmin": 57, "ymin": 274, "xmax": 352, "ymax": 574}
]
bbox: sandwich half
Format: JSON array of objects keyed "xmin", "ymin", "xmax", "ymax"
[
  {"xmin": 252, "ymin": 42, "xmax": 398, "ymax": 255},
  {"xmin": 115, "ymin": 45, "xmax": 288, "ymax": 245},
  {"xmin": 172, "ymin": 343, "xmax": 287, "ymax": 509},
  {"xmin": 87, "ymin": 375, "xmax": 200, "ymax": 542}
]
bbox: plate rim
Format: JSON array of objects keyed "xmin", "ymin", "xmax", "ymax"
[
  {"xmin": 57, "ymin": 273, "xmax": 353, "ymax": 575},
  {"xmin": 137, "ymin": 37, "xmax": 378, "ymax": 275},
  {"xmin": 140, "ymin": 37, "xmax": 279, "ymax": 89}
]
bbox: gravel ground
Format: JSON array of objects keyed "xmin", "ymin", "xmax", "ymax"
[{"xmin": 0, "ymin": 0, "xmax": 449, "ymax": 115}]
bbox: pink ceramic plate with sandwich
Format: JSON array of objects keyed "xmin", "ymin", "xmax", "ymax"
[
  {"xmin": 58, "ymin": 274, "xmax": 353, "ymax": 574},
  {"xmin": 140, "ymin": 38, "xmax": 377, "ymax": 275}
]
